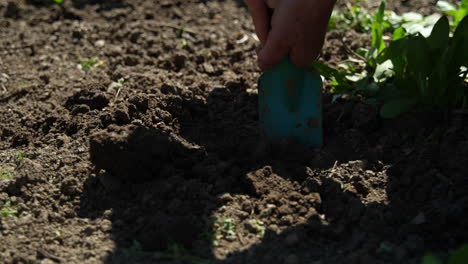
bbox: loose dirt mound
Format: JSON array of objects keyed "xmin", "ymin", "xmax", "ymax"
[{"xmin": 0, "ymin": 0, "xmax": 467, "ymax": 263}]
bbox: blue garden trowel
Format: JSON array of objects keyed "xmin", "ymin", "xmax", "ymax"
[{"xmin": 258, "ymin": 57, "xmax": 323, "ymax": 147}]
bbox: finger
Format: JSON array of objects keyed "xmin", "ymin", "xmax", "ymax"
[
  {"xmin": 290, "ymin": 30, "xmax": 322, "ymax": 68},
  {"xmin": 290, "ymin": 3, "xmax": 333, "ymax": 68},
  {"xmin": 244, "ymin": 0, "xmax": 270, "ymax": 44},
  {"xmin": 257, "ymin": 23, "xmax": 290, "ymax": 71}
]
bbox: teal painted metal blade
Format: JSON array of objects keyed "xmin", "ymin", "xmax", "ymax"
[{"xmin": 258, "ymin": 57, "xmax": 323, "ymax": 147}]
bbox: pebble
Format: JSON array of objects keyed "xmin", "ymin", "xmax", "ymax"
[
  {"xmin": 95, "ymin": 40, "xmax": 105, "ymax": 47},
  {"xmin": 278, "ymin": 204, "xmax": 293, "ymax": 216},
  {"xmin": 100, "ymin": 219, "xmax": 112, "ymax": 232},
  {"xmin": 40, "ymin": 259, "xmax": 55, "ymax": 264},
  {"xmin": 203, "ymin": 62, "xmax": 215, "ymax": 73},
  {"xmin": 219, "ymin": 193, "xmax": 233, "ymax": 203}
]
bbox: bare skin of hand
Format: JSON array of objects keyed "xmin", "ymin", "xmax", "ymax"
[{"xmin": 244, "ymin": 0, "xmax": 336, "ymax": 71}]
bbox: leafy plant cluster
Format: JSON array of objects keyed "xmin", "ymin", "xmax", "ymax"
[
  {"xmin": 329, "ymin": 1, "xmax": 444, "ymax": 36},
  {"xmin": 0, "ymin": 169, "xmax": 12, "ymax": 180},
  {"xmin": 318, "ymin": 1, "xmax": 468, "ymax": 118},
  {"xmin": 437, "ymin": 0, "xmax": 468, "ymax": 28},
  {"xmin": 1, "ymin": 201, "xmax": 18, "ymax": 217}
]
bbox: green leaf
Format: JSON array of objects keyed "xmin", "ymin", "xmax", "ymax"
[
  {"xmin": 422, "ymin": 254, "xmax": 443, "ymax": 264},
  {"xmin": 402, "ymin": 12, "xmax": 424, "ymax": 23},
  {"xmin": 427, "ymin": 16, "xmax": 449, "ymax": 49},
  {"xmin": 380, "ymin": 98, "xmax": 418, "ymax": 118},
  {"xmin": 311, "ymin": 61, "xmax": 352, "ymax": 92},
  {"xmin": 436, "ymin": 1, "xmax": 456, "ymax": 12},
  {"xmin": 371, "ymin": 21, "xmax": 385, "ymax": 52},
  {"xmin": 452, "ymin": 16, "xmax": 468, "ymax": 66},
  {"xmin": 392, "ymin": 27, "xmax": 406, "ymax": 40},
  {"xmin": 374, "ymin": 59, "xmax": 394, "ymax": 82},
  {"xmin": 375, "ymin": 1, "xmax": 386, "ymax": 24},
  {"xmin": 406, "ymin": 35, "xmax": 429, "ymax": 75},
  {"xmin": 448, "ymin": 244, "xmax": 468, "ymax": 264},
  {"xmin": 379, "ymin": 37, "xmax": 406, "ymax": 61}
]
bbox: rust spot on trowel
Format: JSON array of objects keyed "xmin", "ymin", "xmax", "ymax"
[{"xmin": 306, "ymin": 117, "xmax": 319, "ymax": 129}]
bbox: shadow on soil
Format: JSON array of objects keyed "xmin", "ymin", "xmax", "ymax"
[{"xmin": 80, "ymin": 86, "xmax": 468, "ymax": 263}]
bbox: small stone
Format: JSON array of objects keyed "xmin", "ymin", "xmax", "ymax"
[
  {"xmin": 0, "ymin": 73, "xmax": 10, "ymax": 83},
  {"xmin": 219, "ymin": 193, "xmax": 233, "ymax": 203},
  {"xmin": 267, "ymin": 224, "xmax": 280, "ymax": 234},
  {"xmin": 259, "ymin": 206, "xmax": 274, "ymax": 218},
  {"xmin": 100, "ymin": 219, "xmax": 112, "ymax": 232},
  {"xmin": 280, "ymin": 215, "xmax": 294, "ymax": 225},
  {"xmin": 349, "ymin": 160, "xmax": 367, "ymax": 171},
  {"xmin": 203, "ymin": 62, "xmax": 215, "ymax": 73},
  {"xmin": 241, "ymin": 200, "xmax": 253, "ymax": 213},
  {"xmin": 225, "ymin": 235, "xmax": 237, "ymax": 242},
  {"xmin": 95, "ymin": 40, "xmax": 106, "ymax": 47},
  {"xmin": 289, "ymin": 191, "xmax": 302, "ymax": 201},
  {"xmin": 277, "ymin": 205, "xmax": 293, "ymax": 216},
  {"xmin": 40, "ymin": 258, "xmax": 55, "ymax": 264}
]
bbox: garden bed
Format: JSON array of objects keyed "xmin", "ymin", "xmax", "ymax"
[{"xmin": 0, "ymin": 0, "xmax": 467, "ymax": 263}]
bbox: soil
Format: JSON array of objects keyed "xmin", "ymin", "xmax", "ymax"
[{"xmin": 0, "ymin": 0, "xmax": 467, "ymax": 264}]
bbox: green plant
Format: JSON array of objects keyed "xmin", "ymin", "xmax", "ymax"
[
  {"xmin": 376, "ymin": 15, "xmax": 468, "ymax": 117},
  {"xmin": 0, "ymin": 169, "xmax": 12, "ymax": 180},
  {"xmin": 177, "ymin": 26, "xmax": 185, "ymax": 38},
  {"xmin": 247, "ymin": 219, "xmax": 266, "ymax": 237},
  {"xmin": 16, "ymin": 151, "xmax": 25, "ymax": 163},
  {"xmin": 422, "ymin": 244, "xmax": 468, "ymax": 264},
  {"xmin": 208, "ymin": 217, "xmax": 236, "ymax": 246},
  {"xmin": 52, "ymin": 0, "xmax": 63, "ymax": 3},
  {"xmin": 437, "ymin": 0, "xmax": 468, "ymax": 28},
  {"xmin": 218, "ymin": 218, "xmax": 236, "ymax": 237},
  {"xmin": 328, "ymin": 4, "xmax": 373, "ymax": 31},
  {"xmin": 179, "ymin": 39, "xmax": 188, "ymax": 48},
  {"xmin": 1, "ymin": 201, "xmax": 18, "ymax": 217},
  {"xmin": 80, "ymin": 58, "xmax": 103, "ymax": 70},
  {"xmin": 317, "ymin": 5, "xmax": 468, "ymax": 118}
]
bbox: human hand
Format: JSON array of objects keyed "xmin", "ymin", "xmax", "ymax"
[{"xmin": 245, "ymin": 0, "xmax": 336, "ymax": 70}]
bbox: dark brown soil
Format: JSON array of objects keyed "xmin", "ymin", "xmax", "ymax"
[{"xmin": 0, "ymin": 0, "xmax": 467, "ymax": 264}]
